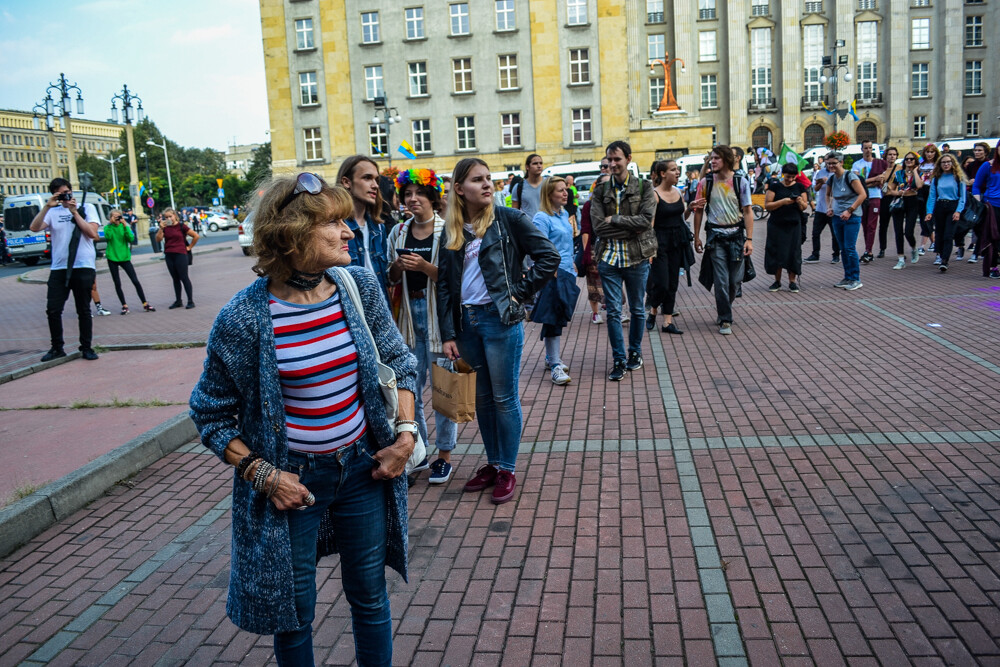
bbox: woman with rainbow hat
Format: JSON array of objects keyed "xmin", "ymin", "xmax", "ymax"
[{"xmin": 387, "ymin": 168, "xmax": 458, "ymax": 484}]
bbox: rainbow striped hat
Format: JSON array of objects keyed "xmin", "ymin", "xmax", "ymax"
[{"xmin": 395, "ymin": 168, "xmax": 444, "ymax": 196}]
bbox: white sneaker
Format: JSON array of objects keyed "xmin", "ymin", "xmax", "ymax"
[
  {"xmin": 911, "ymin": 248, "xmax": 919, "ymax": 264},
  {"xmin": 620, "ymin": 311, "xmax": 630, "ymax": 323},
  {"xmin": 592, "ymin": 312, "xmax": 604, "ymax": 324},
  {"xmin": 844, "ymin": 280, "xmax": 863, "ymax": 291},
  {"xmin": 893, "ymin": 258, "xmax": 905, "ymax": 270},
  {"xmin": 95, "ymin": 306, "xmax": 111, "ymax": 316},
  {"xmin": 551, "ymin": 366, "xmax": 571, "ymax": 385},
  {"xmin": 969, "ymin": 254, "xmax": 979, "ymax": 263},
  {"xmin": 933, "ymin": 255, "xmax": 942, "ymax": 265},
  {"xmin": 544, "ymin": 360, "xmax": 569, "ymax": 372}
]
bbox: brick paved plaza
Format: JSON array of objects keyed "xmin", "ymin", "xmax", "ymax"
[{"xmin": 2, "ymin": 237, "xmax": 1000, "ymax": 665}]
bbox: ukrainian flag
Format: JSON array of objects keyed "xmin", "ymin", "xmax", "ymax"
[{"xmin": 398, "ymin": 140, "xmax": 417, "ymax": 160}]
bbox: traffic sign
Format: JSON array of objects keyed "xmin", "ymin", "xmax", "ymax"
[
  {"xmin": 146, "ymin": 197, "xmax": 154, "ymax": 208},
  {"xmin": 216, "ymin": 178, "xmax": 223, "ymax": 188},
  {"xmin": 217, "ymin": 188, "xmax": 225, "ymax": 198},
  {"xmin": 212, "ymin": 198, "xmax": 220, "ymax": 206}
]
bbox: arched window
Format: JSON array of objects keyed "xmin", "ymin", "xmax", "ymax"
[
  {"xmin": 752, "ymin": 126, "xmax": 772, "ymax": 149},
  {"xmin": 804, "ymin": 123, "xmax": 825, "ymax": 148},
  {"xmin": 856, "ymin": 121, "xmax": 877, "ymax": 144}
]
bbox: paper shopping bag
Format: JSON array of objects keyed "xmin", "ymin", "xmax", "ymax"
[{"xmin": 431, "ymin": 359, "xmax": 476, "ymax": 423}]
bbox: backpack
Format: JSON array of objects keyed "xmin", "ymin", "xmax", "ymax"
[{"xmin": 702, "ymin": 171, "xmax": 749, "ymax": 206}]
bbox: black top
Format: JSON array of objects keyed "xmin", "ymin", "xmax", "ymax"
[
  {"xmin": 654, "ymin": 195, "xmax": 686, "ymax": 229},
  {"xmin": 767, "ymin": 180, "xmax": 806, "ymax": 225},
  {"xmin": 403, "ymin": 225, "xmax": 435, "ymax": 292}
]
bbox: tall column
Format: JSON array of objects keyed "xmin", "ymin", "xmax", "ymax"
[
  {"xmin": 45, "ymin": 130, "xmax": 59, "ymax": 181},
  {"xmin": 780, "ymin": 3, "xmax": 804, "ymax": 148},
  {"xmin": 124, "ymin": 123, "xmax": 148, "ymax": 236},
  {"xmin": 672, "ymin": 0, "xmax": 695, "ymax": 114},
  {"xmin": 597, "ymin": 0, "xmax": 629, "ymax": 141},
  {"xmin": 887, "ymin": 0, "xmax": 909, "ymax": 144},
  {"xmin": 625, "ymin": 0, "xmax": 643, "ymax": 130},
  {"xmin": 63, "ymin": 117, "xmax": 78, "ymax": 189},
  {"xmin": 528, "ymin": 0, "xmax": 564, "ymax": 151},
  {"xmin": 727, "ymin": 2, "xmax": 750, "ymax": 147},
  {"xmin": 940, "ymin": 0, "xmax": 963, "ymax": 138}
]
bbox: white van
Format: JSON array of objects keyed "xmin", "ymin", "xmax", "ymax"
[
  {"xmin": 671, "ymin": 153, "xmax": 755, "ymax": 188},
  {"xmin": 802, "ymin": 143, "xmax": 884, "ymax": 170},
  {"xmin": 542, "ymin": 161, "xmax": 640, "ymax": 203},
  {"xmin": 3, "ymin": 192, "xmax": 111, "ymax": 265}
]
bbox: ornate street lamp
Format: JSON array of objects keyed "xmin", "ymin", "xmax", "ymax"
[
  {"xmin": 371, "ymin": 95, "xmax": 402, "ymax": 168},
  {"xmin": 33, "ymin": 74, "xmax": 84, "ymax": 188},
  {"xmin": 111, "ymin": 85, "xmax": 149, "ymax": 233}
]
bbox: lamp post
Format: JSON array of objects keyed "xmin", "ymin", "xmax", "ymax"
[
  {"xmin": 146, "ymin": 139, "xmax": 175, "ymax": 210},
  {"xmin": 818, "ymin": 40, "xmax": 852, "ymax": 132},
  {"xmin": 32, "ymin": 74, "xmax": 84, "ymax": 188},
  {"xmin": 110, "ymin": 85, "xmax": 149, "ymax": 234},
  {"xmin": 98, "ymin": 154, "xmax": 126, "ymax": 208},
  {"xmin": 370, "ymin": 96, "xmax": 401, "ymax": 168},
  {"xmin": 32, "ymin": 99, "xmax": 61, "ymax": 182},
  {"xmin": 139, "ymin": 150, "xmax": 151, "ymax": 206},
  {"xmin": 649, "ymin": 52, "xmax": 687, "ymax": 112}
]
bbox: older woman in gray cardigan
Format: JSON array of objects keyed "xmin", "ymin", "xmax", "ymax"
[{"xmin": 190, "ymin": 174, "xmax": 417, "ymax": 667}]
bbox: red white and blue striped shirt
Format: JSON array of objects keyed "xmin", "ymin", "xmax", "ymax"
[{"xmin": 270, "ymin": 290, "xmax": 367, "ymax": 454}]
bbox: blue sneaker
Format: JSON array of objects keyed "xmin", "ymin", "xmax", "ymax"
[
  {"xmin": 428, "ymin": 458, "xmax": 453, "ymax": 485},
  {"xmin": 411, "ymin": 456, "xmax": 430, "ymax": 473}
]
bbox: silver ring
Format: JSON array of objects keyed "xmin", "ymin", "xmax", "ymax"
[
  {"xmin": 296, "ymin": 505, "xmax": 308, "ymax": 511},
  {"xmin": 304, "ymin": 492, "xmax": 316, "ymax": 505}
]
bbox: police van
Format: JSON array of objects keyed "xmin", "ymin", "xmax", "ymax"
[{"xmin": 3, "ymin": 191, "xmax": 111, "ymax": 265}]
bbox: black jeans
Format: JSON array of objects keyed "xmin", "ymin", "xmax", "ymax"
[
  {"xmin": 878, "ymin": 196, "xmax": 895, "ymax": 253},
  {"xmin": 933, "ymin": 200, "xmax": 959, "ymax": 266},
  {"xmin": 164, "ymin": 252, "xmax": 193, "ymax": 303},
  {"xmin": 891, "ymin": 196, "xmax": 920, "ymax": 253},
  {"xmin": 811, "ymin": 212, "xmax": 840, "ymax": 259},
  {"xmin": 107, "ymin": 260, "xmax": 147, "ymax": 306},
  {"xmin": 46, "ymin": 268, "xmax": 95, "ymax": 351},
  {"xmin": 646, "ymin": 237, "xmax": 684, "ymax": 314}
]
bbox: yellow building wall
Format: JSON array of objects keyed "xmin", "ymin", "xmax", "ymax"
[
  {"xmin": 260, "ymin": 0, "xmax": 295, "ymax": 171},
  {"xmin": 597, "ymin": 0, "xmax": 629, "ymax": 143},
  {"xmin": 319, "ymin": 0, "xmax": 355, "ymax": 164},
  {"xmin": 528, "ymin": 0, "xmax": 563, "ymax": 154}
]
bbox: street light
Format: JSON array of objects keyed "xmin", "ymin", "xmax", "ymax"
[
  {"xmin": 818, "ymin": 47, "xmax": 852, "ymax": 131},
  {"xmin": 146, "ymin": 139, "xmax": 175, "ymax": 210},
  {"xmin": 32, "ymin": 97, "xmax": 61, "ymax": 182},
  {"xmin": 98, "ymin": 154, "xmax": 126, "ymax": 208},
  {"xmin": 370, "ymin": 95, "xmax": 401, "ymax": 168},
  {"xmin": 111, "ymin": 84, "xmax": 149, "ymax": 233},
  {"xmin": 32, "ymin": 74, "xmax": 84, "ymax": 188}
]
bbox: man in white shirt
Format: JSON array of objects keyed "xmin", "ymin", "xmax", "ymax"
[{"xmin": 29, "ymin": 178, "xmax": 102, "ymax": 361}]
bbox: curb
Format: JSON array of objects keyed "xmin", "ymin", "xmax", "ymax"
[
  {"xmin": 0, "ymin": 412, "xmax": 199, "ymax": 559},
  {"xmin": 0, "ymin": 352, "xmax": 82, "ymax": 386},
  {"xmin": 17, "ymin": 245, "xmax": 233, "ymax": 285},
  {"xmin": 0, "ymin": 344, "xmax": 206, "ymax": 386}
]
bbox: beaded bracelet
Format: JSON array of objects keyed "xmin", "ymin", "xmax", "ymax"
[
  {"xmin": 236, "ymin": 452, "xmax": 261, "ymax": 481},
  {"xmin": 253, "ymin": 461, "xmax": 275, "ymax": 493}
]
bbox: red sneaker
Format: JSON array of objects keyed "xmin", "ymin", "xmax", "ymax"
[
  {"xmin": 491, "ymin": 470, "xmax": 516, "ymax": 504},
  {"xmin": 463, "ymin": 465, "xmax": 498, "ymax": 492}
]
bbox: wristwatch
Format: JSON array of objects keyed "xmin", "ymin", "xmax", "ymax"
[{"xmin": 394, "ymin": 421, "xmax": 419, "ymax": 437}]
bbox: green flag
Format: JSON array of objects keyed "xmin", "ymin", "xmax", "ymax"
[{"xmin": 778, "ymin": 143, "xmax": 809, "ymax": 172}]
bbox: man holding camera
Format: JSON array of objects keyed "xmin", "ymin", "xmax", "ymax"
[{"xmin": 29, "ymin": 178, "xmax": 102, "ymax": 362}]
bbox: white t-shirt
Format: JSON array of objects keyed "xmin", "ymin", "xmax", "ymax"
[
  {"xmin": 460, "ymin": 228, "xmax": 491, "ymax": 306},
  {"xmin": 851, "ymin": 158, "xmax": 881, "ymax": 200},
  {"xmin": 43, "ymin": 203, "xmax": 100, "ymax": 270},
  {"xmin": 360, "ymin": 222, "xmax": 371, "ymax": 270}
]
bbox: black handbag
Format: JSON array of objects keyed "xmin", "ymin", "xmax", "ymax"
[
  {"xmin": 743, "ymin": 255, "xmax": 757, "ymax": 283},
  {"xmin": 187, "ymin": 250, "xmax": 193, "ymax": 266},
  {"xmin": 888, "ymin": 196, "xmax": 904, "ymax": 213},
  {"xmin": 964, "ymin": 196, "xmax": 985, "ymax": 227}
]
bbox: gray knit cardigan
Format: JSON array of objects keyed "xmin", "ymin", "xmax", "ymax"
[{"xmin": 189, "ymin": 265, "xmax": 417, "ymax": 635}]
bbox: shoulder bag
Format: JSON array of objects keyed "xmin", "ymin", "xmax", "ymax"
[{"xmin": 333, "ymin": 267, "xmax": 426, "ymax": 475}]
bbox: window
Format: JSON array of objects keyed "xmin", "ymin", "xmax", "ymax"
[
  {"xmin": 752, "ymin": 126, "xmax": 772, "ymax": 149},
  {"xmin": 911, "ymin": 63, "xmax": 929, "ymax": 97},
  {"xmin": 913, "ymin": 115, "xmax": 926, "ymax": 138},
  {"xmin": 498, "ymin": 54, "xmax": 519, "ymax": 89},
  {"xmin": 804, "ymin": 123, "xmax": 825, "ymax": 147},
  {"xmin": 364, "ymin": 65, "xmax": 383, "ymax": 100},
  {"xmin": 405, "ymin": 7, "xmax": 425, "ymax": 39},
  {"xmin": 496, "ymin": 0, "xmax": 516, "ymax": 30},
  {"xmin": 965, "ymin": 60, "xmax": 982, "ymax": 95},
  {"xmin": 751, "ymin": 0, "xmax": 769, "ymax": 16},
  {"xmin": 648, "ymin": 34, "xmax": 665, "ymax": 61},
  {"xmin": 751, "ymin": 28, "xmax": 772, "ymax": 104},
  {"xmin": 803, "ymin": 24, "xmax": 824, "ymax": 101},
  {"xmin": 299, "ymin": 72, "xmax": 318, "ymax": 105},
  {"xmin": 450, "ymin": 3, "xmax": 470, "ymax": 35},
  {"xmin": 369, "ymin": 123, "xmax": 388, "ymax": 156},
  {"xmin": 856, "ymin": 21, "xmax": 878, "ymax": 98},
  {"xmin": 911, "ymin": 18, "xmax": 930, "ymax": 49},
  {"xmin": 303, "ymin": 128, "xmax": 322, "ymax": 161},
  {"xmin": 501, "ymin": 113, "xmax": 521, "ymax": 147},
  {"xmin": 856, "ymin": 121, "xmax": 877, "ymax": 143},
  {"xmin": 699, "ymin": 31, "xmax": 717, "ymax": 61},
  {"xmin": 698, "ymin": 0, "xmax": 716, "ymax": 19},
  {"xmin": 412, "ymin": 119, "xmax": 432, "ymax": 153},
  {"xmin": 456, "ymin": 116, "xmax": 477, "ymax": 150},
  {"xmin": 858, "ymin": 0, "xmax": 876, "ymax": 8},
  {"xmin": 912, "ymin": 0, "xmax": 930, "ymax": 5},
  {"xmin": 361, "ymin": 12, "xmax": 380, "ymax": 43},
  {"xmin": 700, "ymin": 74, "xmax": 718, "ymax": 108},
  {"xmin": 805, "ymin": 1, "xmax": 823, "ymax": 12},
  {"xmin": 567, "ymin": 0, "xmax": 587, "ymax": 25},
  {"xmin": 965, "ymin": 16, "xmax": 982, "ymax": 47},
  {"xmin": 569, "ymin": 49, "xmax": 590, "ymax": 84},
  {"xmin": 649, "ymin": 77, "xmax": 664, "ymax": 110},
  {"xmin": 571, "ymin": 108, "xmax": 592, "ymax": 143},
  {"xmin": 295, "ymin": 19, "xmax": 314, "ymax": 50},
  {"xmin": 647, "ymin": 0, "xmax": 664, "ymax": 23},
  {"xmin": 408, "ymin": 62, "xmax": 428, "ymax": 96},
  {"xmin": 453, "ymin": 58, "xmax": 473, "ymax": 93},
  {"xmin": 967, "ymin": 113, "xmax": 980, "ymax": 137}
]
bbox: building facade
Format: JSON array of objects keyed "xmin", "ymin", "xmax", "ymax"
[
  {"xmin": 0, "ymin": 110, "xmax": 122, "ymax": 197},
  {"xmin": 226, "ymin": 142, "xmax": 263, "ymax": 175},
  {"xmin": 260, "ymin": 0, "xmax": 998, "ymax": 177}
]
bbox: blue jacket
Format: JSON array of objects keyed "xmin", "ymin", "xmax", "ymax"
[
  {"xmin": 345, "ymin": 213, "xmax": 390, "ymax": 304},
  {"xmin": 973, "ymin": 162, "xmax": 1000, "ymax": 206},
  {"xmin": 189, "ymin": 266, "xmax": 417, "ymax": 635}
]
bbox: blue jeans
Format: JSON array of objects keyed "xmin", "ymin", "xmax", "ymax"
[
  {"xmin": 597, "ymin": 260, "xmax": 650, "ymax": 363},
  {"xmin": 831, "ymin": 214, "xmax": 862, "ymax": 281},
  {"xmin": 275, "ymin": 433, "xmax": 392, "ymax": 667},
  {"xmin": 455, "ymin": 303, "xmax": 524, "ymax": 472},
  {"xmin": 409, "ymin": 296, "xmax": 457, "ymax": 452}
]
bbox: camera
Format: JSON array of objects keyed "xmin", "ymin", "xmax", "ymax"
[{"xmin": 57, "ymin": 192, "xmax": 73, "ymax": 201}]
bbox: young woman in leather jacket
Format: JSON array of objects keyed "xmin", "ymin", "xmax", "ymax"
[{"xmin": 437, "ymin": 158, "xmax": 559, "ymax": 504}]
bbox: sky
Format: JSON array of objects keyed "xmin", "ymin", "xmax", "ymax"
[{"xmin": 0, "ymin": 0, "xmax": 269, "ymax": 152}]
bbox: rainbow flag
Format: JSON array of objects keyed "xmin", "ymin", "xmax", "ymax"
[{"xmin": 398, "ymin": 140, "xmax": 417, "ymax": 160}]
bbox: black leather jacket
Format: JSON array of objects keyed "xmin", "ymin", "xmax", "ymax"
[{"xmin": 438, "ymin": 206, "xmax": 559, "ymax": 341}]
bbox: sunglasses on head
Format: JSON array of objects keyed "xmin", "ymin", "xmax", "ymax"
[{"xmin": 279, "ymin": 172, "xmax": 324, "ymax": 210}]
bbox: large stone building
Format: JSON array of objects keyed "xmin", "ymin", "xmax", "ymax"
[
  {"xmin": 260, "ymin": 0, "xmax": 998, "ymax": 176},
  {"xmin": 0, "ymin": 110, "xmax": 122, "ymax": 197},
  {"xmin": 226, "ymin": 142, "xmax": 263, "ymax": 176}
]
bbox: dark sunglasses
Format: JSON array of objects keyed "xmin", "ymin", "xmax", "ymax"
[
  {"xmin": 904, "ymin": 157, "xmax": 916, "ymax": 161},
  {"xmin": 279, "ymin": 172, "xmax": 324, "ymax": 210},
  {"xmin": 599, "ymin": 164, "xmax": 609, "ymax": 170}
]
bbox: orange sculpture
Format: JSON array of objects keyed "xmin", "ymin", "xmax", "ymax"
[{"xmin": 650, "ymin": 52, "xmax": 686, "ymax": 112}]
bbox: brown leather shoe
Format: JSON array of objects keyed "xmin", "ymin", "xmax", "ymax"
[
  {"xmin": 491, "ymin": 470, "xmax": 516, "ymax": 504},
  {"xmin": 463, "ymin": 464, "xmax": 498, "ymax": 492}
]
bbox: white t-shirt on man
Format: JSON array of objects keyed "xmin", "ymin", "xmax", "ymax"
[{"xmin": 42, "ymin": 203, "xmax": 100, "ymax": 270}]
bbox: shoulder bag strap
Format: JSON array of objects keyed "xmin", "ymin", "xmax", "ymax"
[{"xmin": 332, "ymin": 267, "xmax": 382, "ymax": 365}]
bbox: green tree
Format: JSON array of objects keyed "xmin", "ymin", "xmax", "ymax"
[{"xmin": 246, "ymin": 142, "xmax": 271, "ymax": 186}]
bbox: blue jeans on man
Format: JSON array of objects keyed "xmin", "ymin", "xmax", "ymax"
[
  {"xmin": 409, "ymin": 296, "xmax": 457, "ymax": 453},
  {"xmin": 597, "ymin": 260, "xmax": 650, "ymax": 363},
  {"xmin": 276, "ymin": 434, "xmax": 392, "ymax": 667},
  {"xmin": 831, "ymin": 214, "xmax": 862, "ymax": 281},
  {"xmin": 455, "ymin": 303, "xmax": 523, "ymax": 472}
]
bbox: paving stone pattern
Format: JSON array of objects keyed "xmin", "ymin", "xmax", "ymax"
[{"xmin": 2, "ymin": 227, "xmax": 1000, "ymax": 664}]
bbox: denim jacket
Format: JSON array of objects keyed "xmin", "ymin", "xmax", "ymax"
[
  {"xmin": 189, "ymin": 266, "xmax": 416, "ymax": 635},
  {"xmin": 345, "ymin": 213, "xmax": 390, "ymax": 304}
]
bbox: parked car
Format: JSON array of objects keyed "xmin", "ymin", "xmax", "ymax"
[
  {"xmin": 238, "ymin": 212, "xmax": 254, "ymax": 256},
  {"xmin": 204, "ymin": 212, "xmax": 235, "ymax": 232}
]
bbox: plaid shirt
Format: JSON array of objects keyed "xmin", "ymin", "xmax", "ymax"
[{"xmin": 599, "ymin": 177, "xmax": 633, "ymax": 267}]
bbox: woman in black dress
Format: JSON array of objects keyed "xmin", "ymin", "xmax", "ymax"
[
  {"xmin": 645, "ymin": 160, "xmax": 689, "ymax": 334},
  {"xmin": 764, "ymin": 163, "xmax": 808, "ymax": 292}
]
